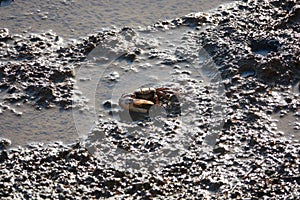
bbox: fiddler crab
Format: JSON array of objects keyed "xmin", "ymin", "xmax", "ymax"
[{"xmin": 118, "ymin": 87, "xmax": 181, "ymax": 117}]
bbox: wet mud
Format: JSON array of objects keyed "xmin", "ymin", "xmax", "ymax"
[{"xmin": 0, "ymin": 0, "xmax": 299, "ymax": 199}]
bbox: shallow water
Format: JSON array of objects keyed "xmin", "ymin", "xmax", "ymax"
[
  {"xmin": 0, "ymin": 0, "xmax": 232, "ymax": 147},
  {"xmin": 274, "ymin": 112, "xmax": 300, "ymax": 143},
  {"xmin": 0, "ymin": 0, "xmax": 232, "ymax": 38},
  {"xmin": 0, "ymin": 103, "xmax": 78, "ymax": 146},
  {"xmin": 273, "ymin": 85, "xmax": 300, "ymax": 143}
]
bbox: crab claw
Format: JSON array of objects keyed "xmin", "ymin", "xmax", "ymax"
[
  {"xmin": 119, "ymin": 95, "xmax": 154, "ymax": 113},
  {"xmin": 131, "ymin": 99, "xmax": 154, "ymax": 113}
]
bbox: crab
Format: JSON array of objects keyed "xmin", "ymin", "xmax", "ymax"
[{"xmin": 118, "ymin": 87, "xmax": 179, "ymax": 115}]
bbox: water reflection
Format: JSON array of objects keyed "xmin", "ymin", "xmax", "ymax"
[{"xmin": 0, "ymin": 0, "xmax": 14, "ymax": 7}]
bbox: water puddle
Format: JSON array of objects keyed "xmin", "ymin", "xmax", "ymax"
[
  {"xmin": 272, "ymin": 112, "xmax": 300, "ymax": 143},
  {"xmin": 0, "ymin": 104, "xmax": 78, "ymax": 147},
  {"xmin": 270, "ymin": 85, "xmax": 300, "ymax": 143}
]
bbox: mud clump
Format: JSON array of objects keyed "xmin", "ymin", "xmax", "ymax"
[
  {"xmin": 0, "ymin": 30, "xmax": 77, "ymax": 110},
  {"xmin": 192, "ymin": 0, "xmax": 300, "ymax": 85},
  {"xmin": 0, "ymin": 0, "xmax": 299, "ymax": 199},
  {"xmin": 0, "ymin": 28, "xmax": 119, "ymax": 111}
]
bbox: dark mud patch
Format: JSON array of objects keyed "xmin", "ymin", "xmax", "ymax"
[{"xmin": 250, "ymin": 38, "xmax": 280, "ymax": 56}]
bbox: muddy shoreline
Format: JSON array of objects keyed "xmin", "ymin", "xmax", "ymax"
[{"xmin": 1, "ymin": 0, "xmax": 299, "ymax": 199}]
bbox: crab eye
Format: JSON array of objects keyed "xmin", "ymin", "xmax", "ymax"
[{"xmin": 124, "ymin": 98, "xmax": 133, "ymax": 104}]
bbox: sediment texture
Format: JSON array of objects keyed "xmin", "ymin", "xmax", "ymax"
[{"xmin": 0, "ymin": 0, "xmax": 299, "ymax": 199}]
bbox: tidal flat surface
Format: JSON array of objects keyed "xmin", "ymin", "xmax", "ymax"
[
  {"xmin": 0, "ymin": 0, "xmax": 299, "ymax": 199},
  {"xmin": 0, "ymin": 0, "xmax": 232, "ymax": 146}
]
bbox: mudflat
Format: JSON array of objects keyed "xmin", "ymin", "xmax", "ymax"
[{"xmin": 0, "ymin": 0, "xmax": 299, "ymax": 199}]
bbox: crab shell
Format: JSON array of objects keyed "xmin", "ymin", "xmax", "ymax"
[
  {"xmin": 118, "ymin": 87, "xmax": 173, "ymax": 114},
  {"xmin": 134, "ymin": 87, "xmax": 156, "ymax": 100}
]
